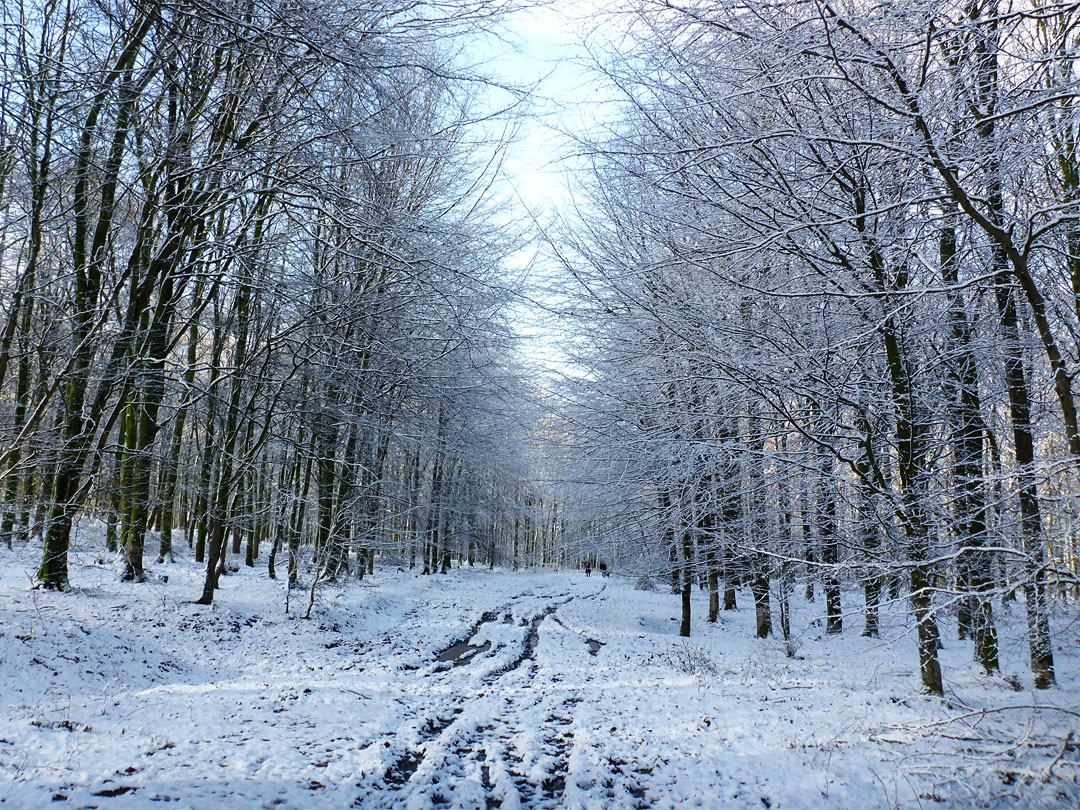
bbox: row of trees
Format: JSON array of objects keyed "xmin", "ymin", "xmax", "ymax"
[
  {"xmin": 0, "ymin": 0, "xmax": 561, "ymax": 604},
  {"xmin": 556, "ymin": 0, "xmax": 1080, "ymax": 694}
]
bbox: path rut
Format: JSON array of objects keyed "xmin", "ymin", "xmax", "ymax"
[{"xmin": 356, "ymin": 588, "xmax": 617, "ymax": 809}]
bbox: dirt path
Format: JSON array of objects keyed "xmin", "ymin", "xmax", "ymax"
[
  {"xmin": 354, "ymin": 588, "xmax": 634, "ymax": 810},
  {"xmin": 7, "ymin": 555, "xmax": 1077, "ymax": 810}
]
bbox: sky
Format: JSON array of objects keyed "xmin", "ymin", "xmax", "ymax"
[
  {"xmin": 478, "ymin": 1, "xmax": 622, "ymax": 380},
  {"xmin": 495, "ymin": 5, "xmax": 599, "ymax": 212}
]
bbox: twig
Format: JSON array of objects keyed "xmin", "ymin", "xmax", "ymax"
[{"xmin": 1041, "ymin": 730, "xmax": 1075, "ymax": 783}]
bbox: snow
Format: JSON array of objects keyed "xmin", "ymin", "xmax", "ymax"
[{"xmin": 1, "ymin": 537, "xmax": 1078, "ymax": 809}]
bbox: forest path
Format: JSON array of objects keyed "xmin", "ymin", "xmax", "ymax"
[
  {"xmin": 361, "ymin": 584, "xmax": 643, "ymax": 810},
  {"xmin": 2, "ymin": 547, "xmax": 1079, "ymax": 810}
]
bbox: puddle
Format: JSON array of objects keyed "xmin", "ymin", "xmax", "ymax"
[
  {"xmin": 437, "ymin": 640, "xmax": 491, "ymax": 665},
  {"xmin": 435, "ymin": 609, "xmax": 502, "ymax": 666}
]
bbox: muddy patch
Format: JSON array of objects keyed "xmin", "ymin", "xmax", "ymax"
[
  {"xmin": 487, "ymin": 603, "xmax": 563, "ymax": 680},
  {"xmin": 436, "ymin": 639, "xmax": 491, "ymax": 665},
  {"xmin": 435, "ymin": 608, "xmax": 504, "ymax": 666},
  {"xmin": 380, "ymin": 709, "xmax": 463, "ymax": 790},
  {"xmin": 382, "ymin": 750, "xmax": 423, "ymax": 787}
]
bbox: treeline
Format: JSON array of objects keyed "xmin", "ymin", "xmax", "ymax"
[
  {"xmin": 0, "ymin": 0, "xmax": 557, "ymax": 604},
  {"xmin": 559, "ymin": 0, "xmax": 1080, "ymax": 694}
]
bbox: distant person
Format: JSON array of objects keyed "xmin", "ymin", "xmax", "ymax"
[
  {"xmin": 599, "ymin": 562, "xmax": 610, "ymax": 578},
  {"xmin": 584, "ymin": 561, "xmax": 591, "ymax": 577}
]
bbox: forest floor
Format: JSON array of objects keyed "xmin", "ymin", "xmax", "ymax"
[{"xmin": 1, "ymin": 537, "xmax": 1080, "ymax": 809}]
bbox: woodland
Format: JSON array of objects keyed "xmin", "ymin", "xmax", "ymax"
[{"xmin": 2, "ymin": 1, "xmax": 1080, "ymax": 808}]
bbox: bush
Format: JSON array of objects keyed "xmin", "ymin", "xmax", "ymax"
[
  {"xmin": 634, "ymin": 575, "xmax": 658, "ymax": 591},
  {"xmin": 663, "ymin": 641, "xmax": 720, "ymax": 677}
]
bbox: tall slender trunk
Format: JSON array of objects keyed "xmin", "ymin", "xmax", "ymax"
[
  {"xmin": 288, "ymin": 427, "xmax": 317, "ymax": 587},
  {"xmin": 818, "ymin": 455, "xmax": 842, "ymax": 635},
  {"xmin": 855, "ymin": 414, "xmax": 882, "ymax": 639},
  {"xmin": 158, "ymin": 281, "xmax": 203, "ymax": 563},
  {"xmin": 801, "ymin": 470, "xmax": 815, "ymax": 603},
  {"xmin": 0, "ymin": 187, "xmax": 42, "ymax": 546},
  {"xmin": 701, "ymin": 475, "xmax": 719, "ymax": 622},
  {"xmin": 994, "ymin": 269, "xmax": 1056, "ymax": 688},
  {"xmin": 679, "ymin": 516, "xmax": 692, "ymax": 638},
  {"xmin": 981, "ymin": 11, "xmax": 1055, "ymax": 682},
  {"xmin": 196, "ymin": 274, "xmax": 254, "ymax": 605},
  {"xmin": 939, "ymin": 204, "xmax": 998, "ymax": 671},
  {"xmin": 194, "ymin": 312, "xmax": 225, "ymax": 565},
  {"xmin": 741, "ymin": 356, "xmax": 772, "ymax": 639},
  {"xmin": 776, "ymin": 433, "xmax": 796, "ymax": 641}
]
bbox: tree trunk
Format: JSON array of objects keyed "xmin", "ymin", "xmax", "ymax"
[
  {"xmin": 994, "ymin": 270, "xmax": 1056, "ymax": 688},
  {"xmin": 818, "ymin": 454, "xmax": 842, "ymax": 635},
  {"xmin": 939, "ymin": 203, "xmax": 998, "ymax": 671},
  {"xmin": 679, "ymin": 524, "xmax": 692, "ymax": 637}
]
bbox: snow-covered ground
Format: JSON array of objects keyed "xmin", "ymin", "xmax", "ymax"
[{"xmin": 2, "ymin": 539, "xmax": 1079, "ymax": 809}]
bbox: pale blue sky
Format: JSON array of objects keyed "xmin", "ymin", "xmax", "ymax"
[{"xmin": 483, "ymin": 2, "xmax": 620, "ymax": 378}]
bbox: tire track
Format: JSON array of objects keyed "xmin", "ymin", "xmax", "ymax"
[
  {"xmin": 359, "ymin": 590, "xmax": 579, "ymax": 808},
  {"xmin": 360, "ymin": 591, "xmax": 600, "ymax": 810}
]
